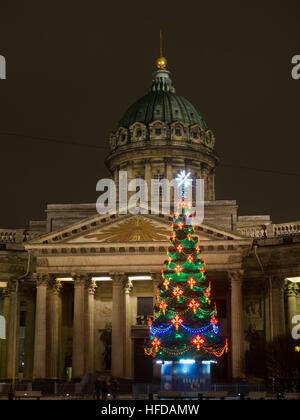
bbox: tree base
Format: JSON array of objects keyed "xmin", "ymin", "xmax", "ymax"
[{"xmin": 160, "ymin": 361, "xmax": 212, "ymax": 392}]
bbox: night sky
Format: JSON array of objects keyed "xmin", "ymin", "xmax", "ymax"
[{"xmin": 0, "ymin": 0, "xmax": 300, "ymax": 228}]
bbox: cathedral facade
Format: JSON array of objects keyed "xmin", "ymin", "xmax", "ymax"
[{"xmin": 0, "ymin": 57, "xmax": 300, "ymax": 385}]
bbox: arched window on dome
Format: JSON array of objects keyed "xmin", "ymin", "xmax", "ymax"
[
  {"xmin": 149, "ymin": 121, "xmax": 166, "ymax": 140},
  {"xmin": 130, "ymin": 122, "xmax": 146, "ymax": 142},
  {"xmin": 190, "ymin": 125, "xmax": 202, "ymax": 144},
  {"xmin": 171, "ymin": 122, "xmax": 186, "ymax": 141},
  {"xmin": 205, "ymin": 130, "xmax": 215, "ymax": 149},
  {"xmin": 175, "ymin": 127, "xmax": 182, "ymax": 137},
  {"xmin": 117, "ymin": 127, "xmax": 128, "ymax": 145}
]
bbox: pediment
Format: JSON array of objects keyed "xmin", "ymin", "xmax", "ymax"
[{"xmin": 26, "ymin": 211, "xmax": 247, "ymax": 246}]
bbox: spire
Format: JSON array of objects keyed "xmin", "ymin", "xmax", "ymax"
[
  {"xmin": 156, "ymin": 29, "xmax": 167, "ymax": 70},
  {"xmin": 151, "ymin": 30, "xmax": 176, "ymax": 93}
]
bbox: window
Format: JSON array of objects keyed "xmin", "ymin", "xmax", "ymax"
[
  {"xmin": 136, "ymin": 129, "xmax": 142, "ymax": 138},
  {"xmin": 192, "ymin": 131, "xmax": 198, "ymax": 139},
  {"xmin": 135, "ymin": 175, "xmax": 145, "ymax": 197},
  {"xmin": 153, "ymin": 173, "xmax": 164, "ymax": 197},
  {"xmin": 20, "ymin": 310, "xmax": 26, "ymax": 327},
  {"xmin": 155, "ymin": 127, "xmax": 162, "ymax": 136},
  {"xmin": 192, "ymin": 176, "xmax": 197, "ymax": 200},
  {"xmin": 121, "ymin": 133, "xmax": 126, "ymax": 142},
  {"xmin": 175, "ymin": 127, "xmax": 182, "ymax": 137},
  {"xmin": 137, "ymin": 297, "xmax": 153, "ymax": 316}
]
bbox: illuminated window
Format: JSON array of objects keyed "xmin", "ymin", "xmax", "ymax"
[{"xmin": 153, "ymin": 173, "xmax": 164, "ymax": 197}]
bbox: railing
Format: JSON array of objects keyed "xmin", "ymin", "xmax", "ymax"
[
  {"xmin": 237, "ymin": 227, "xmax": 267, "ymax": 238},
  {"xmin": 132, "ymin": 382, "xmax": 274, "ymax": 398},
  {"xmin": 0, "ymin": 229, "xmax": 41, "ymax": 244},
  {"xmin": 273, "ymin": 222, "xmax": 300, "ymax": 237},
  {"xmin": 238, "ymin": 222, "xmax": 300, "ymax": 239}
]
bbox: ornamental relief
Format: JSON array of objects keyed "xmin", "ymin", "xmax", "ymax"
[
  {"xmin": 83, "ymin": 216, "xmax": 170, "ymax": 242},
  {"xmin": 101, "ymin": 302, "xmax": 112, "ymax": 318},
  {"xmin": 37, "ymin": 258, "xmax": 48, "ymax": 267},
  {"xmin": 243, "ymin": 297, "xmax": 264, "ymax": 333}
]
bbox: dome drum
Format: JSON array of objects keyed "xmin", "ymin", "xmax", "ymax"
[{"xmin": 109, "ymin": 122, "xmax": 215, "ymax": 151}]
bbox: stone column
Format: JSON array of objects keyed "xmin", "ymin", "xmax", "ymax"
[
  {"xmin": 264, "ymin": 279, "xmax": 271, "ymax": 342},
  {"xmin": 49, "ymin": 279, "xmax": 62, "ymax": 379},
  {"xmin": 124, "ymin": 279, "xmax": 133, "ymax": 379},
  {"xmin": 6, "ymin": 281, "xmax": 20, "ymax": 381},
  {"xmin": 72, "ymin": 274, "xmax": 87, "ymax": 379},
  {"xmin": 86, "ymin": 278, "xmax": 97, "ymax": 373},
  {"xmin": 114, "ymin": 167, "xmax": 119, "ymax": 201},
  {"xmin": 0, "ymin": 288, "xmax": 10, "ymax": 379},
  {"xmin": 152, "ymin": 273, "xmax": 161, "ymax": 306},
  {"xmin": 286, "ymin": 282, "xmax": 299, "ymax": 333},
  {"xmin": 23, "ymin": 286, "xmax": 35, "ymax": 380},
  {"xmin": 127, "ymin": 161, "xmax": 134, "ymax": 203},
  {"xmin": 208, "ymin": 169, "xmax": 215, "ymax": 201},
  {"xmin": 200, "ymin": 163, "xmax": 210, "ymax": 201},
  {"xmin": 228, "ymin": 270, "xmax": 244, "ymax": 379},
  {"xmin": 144, "ymin": 159, "xmax": 152, "ymax": 204},
  {"xmin": 33, "ymin": 274, "xmax": 48, "ymax": 380},
  {"xmin": 111, "ymin": 274, "xmax": 125, "ymax": 378},
  {"xmin": 164, "ymin": 158, "xmax": 173, "ymax": 208},
  {"xmin": 270, "ymin": 277, "xmax": 285, "ymax": 338}
]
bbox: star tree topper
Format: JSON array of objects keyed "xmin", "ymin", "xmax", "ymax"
[{"xmin": 175, "ymin": 170, "xmax": 192, "ymax": 199}]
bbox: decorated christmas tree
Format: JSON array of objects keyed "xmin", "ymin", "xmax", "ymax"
[{"xmin": 145, "ymin": 172, "xmax": 228, "ymax": 364}]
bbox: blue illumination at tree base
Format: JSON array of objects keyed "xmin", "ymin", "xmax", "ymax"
[{"xmin": 161, "ymin": 360, "xmax": 212, "ymax": 391}]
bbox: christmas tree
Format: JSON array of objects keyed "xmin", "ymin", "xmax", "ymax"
[{"xmin": 145, "ymin": 172, "xmax": 228, "ymax": 363}]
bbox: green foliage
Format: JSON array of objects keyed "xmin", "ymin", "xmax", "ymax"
[{"xmin": 145, "ymin": 201, "xmax": 227, "ymax": 361}]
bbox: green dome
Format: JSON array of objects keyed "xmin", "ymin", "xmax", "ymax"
[{"xmin": 117, "ymin": 69, "xmax": 208, "ymax": 130}]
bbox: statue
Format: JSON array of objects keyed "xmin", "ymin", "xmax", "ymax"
[{"xmin": 99, "ymin": 322, "xmax": 112, "ymax": 370}]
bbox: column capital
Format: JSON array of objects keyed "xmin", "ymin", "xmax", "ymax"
[
  {"xmin": 200, "ymin": 162, "xmax": 209, "ymax": 172},
  {"xmin": 112, "ymin": 273, "xmax": 126, "ymax": 287},
  {"xmin": 125, "ymin": 279, "xmax": 133, "ymax": 295},
  {"xmin": 88, "ymin": 279, "xmax": 97, "ymax": 295},
  {"xmin": 151, "ymin": 272, "xmax": 161, "ymax": 282},
  {"xmin": 7, "ymin": 279, "xmax": 19, "ymax": 293},
  {"xmin": 1, "ymin": 287, "xmax": 10, "ymax": 298},
  {"xmin": 228, "ymin": 270, "xmax": 244, "ymax": 283},
  {"xmin": 151, "ymin": 272, "xmax": 161, "ymax": 291},
  {"xmin": 72, "ymin": 273, "xmax": 88, "ymax": 287},
  {"xmin": 51, "ymin": 279, "xmax": 63, "ymax": 296},
  {"xmin": 34, "ymin": 273, "xmax": 51, "ymax": 287},
  {"xmin": 286, "ymin": 282, "xmax": 299, "ymax": 297}
]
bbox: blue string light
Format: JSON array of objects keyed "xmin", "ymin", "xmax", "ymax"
[
  {"xmin": 151, "ymin": 323, "xmax": 215, "ymax": 335},
  {"xmin": 151, "ymin": 324, "xmax": 173, "ymax": 334},
  {"xmin": 181, "ymin": 324, "xmax": 211, "ymax": 334}
]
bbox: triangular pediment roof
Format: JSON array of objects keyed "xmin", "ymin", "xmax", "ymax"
[{"xmin": 26, "ymin": 211, "xmax": 249, "ymax": 247}]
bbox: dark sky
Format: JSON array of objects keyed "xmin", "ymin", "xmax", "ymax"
[{"xmin": 0, "ymin": 0, "xmax": 300, "ymax": 228}]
